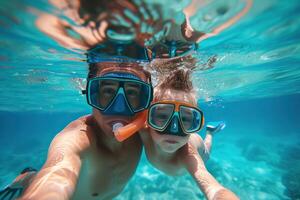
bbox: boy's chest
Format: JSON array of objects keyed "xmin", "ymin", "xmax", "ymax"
[{"xmin": 146, "ymin": 149, "xmax": 186, "ymax": 176}]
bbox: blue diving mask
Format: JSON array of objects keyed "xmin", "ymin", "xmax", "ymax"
[
  {"xmin": 86, "ymin": 72, "xmax": 153, "ymax": 116},
  {"xmin": 87, "ymin": 39, "xmax": 150, "ymax": 63},
  {"xmin": 146, "ymin": 40, "xmax": 198, "ymax": 60}
]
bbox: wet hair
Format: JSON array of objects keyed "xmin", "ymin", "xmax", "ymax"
[
  {"xmin": 88, "ymin": 63, "xmax": 99, "ymax": 79},
  {"xmin": 157, "ymin": 69, "xmax": 193, "ymax": 92},
  {"xmin": 153, "ymin": 68, "xmax": 194, "ymax": 103},
  {"xmin": 149, "ymin": 55, "xmax": 197, "ymax": 76}
]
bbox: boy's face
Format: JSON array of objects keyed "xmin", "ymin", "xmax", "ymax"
[
  {"xmin": 92, "ymin": 63, "xmax": 148, "ymax": 138},
  {"xmin": 149, "ymin": 88, "xmax": 196, "ymax": 153}
]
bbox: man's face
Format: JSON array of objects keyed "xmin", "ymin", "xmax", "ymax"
[
  {"xmin": 150, "ymin": 88, "xmax": 196, "ymax": 152},
  {"xmin": 97, "ymin": 79, "xmax": 142, "ymax": 110},
  {"xmin": 92, "ymin": 63, "xmax": 148, "ymax": 138}
]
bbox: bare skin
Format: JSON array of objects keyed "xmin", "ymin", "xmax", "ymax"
[
  {"xmin": 19, "ymin": 64, "xmax": 148, "ymax": 200},
  {"xmin": 140, "ymin": 88, "xmax": 239, "ymax": 200},
  {"xmin": 10, "ymin": 171, "xmax": 37, "ymax": 190},
  {"xmin": 35, "ymin": 0, "xmax": 252, "ymax": 51},
  {"xmin": 34, "ymin": 0, "xmax": 165, "ymax": 51},
  {"xmin": 182, "ymin": 0, "xmax": 253, "ymax": 43}
]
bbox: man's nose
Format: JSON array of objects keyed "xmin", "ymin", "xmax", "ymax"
[{"xmin": 112, "ymin": 93, "xmax": 127, "ymax": 113}]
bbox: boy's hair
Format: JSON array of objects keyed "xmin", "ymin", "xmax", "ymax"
[
  {"xmin": 150, "ymin": 55, "xmax": 197, "ymax": 76},
  {"xmin": 152, "ymin": 54, "xmax": 196, "ymax": 92},
  {"xmin": 154, "ymin": 68, "xmax": 195, "ymax": 102},
  {"xmin": 157, "ymin": 69, "xmax": 193, "ymax": 92}
]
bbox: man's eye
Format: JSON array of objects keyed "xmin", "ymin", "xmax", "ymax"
[
  {"xmin": 127, "ymin": 89, "xmax": 139, "ymax": 97},
  {"xmin": 102, "ymin": 88, "xmax": 115, "ymax": 95}
]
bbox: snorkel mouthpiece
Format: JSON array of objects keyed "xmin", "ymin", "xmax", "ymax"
[
  {"xmin": 114, "ymin": 111, "xmax": 147, "ymax": 142},
  {"xmin": 113, "ymin": 123, "xmax": 124, "ymax": 133}
]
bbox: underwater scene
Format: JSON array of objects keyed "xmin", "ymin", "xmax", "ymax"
[{"xmin": 0, "ymin": 0, "xmax": 300, "ymax": 199}]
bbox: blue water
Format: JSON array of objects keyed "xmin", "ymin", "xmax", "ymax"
[
  {"xmin": 0, "ymin": 0, "xmax": 300, "ymax": 199},
  {"xmin": 1, "ymin": 94, "xmax": 299, "ymax": 199}
]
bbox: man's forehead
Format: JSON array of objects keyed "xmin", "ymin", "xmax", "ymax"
[{"xmin": 96, "ymin": 62, "xmax": 147, "ymax": 80}]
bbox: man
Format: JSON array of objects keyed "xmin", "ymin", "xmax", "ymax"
[{"xmin": 15, "ymin": 62, "xmax": 152, "ymax": 200}]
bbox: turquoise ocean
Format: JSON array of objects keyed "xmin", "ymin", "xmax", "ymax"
[{"xmin": 0, "ymin": 0, "xmax": 299, "ymax": 199}]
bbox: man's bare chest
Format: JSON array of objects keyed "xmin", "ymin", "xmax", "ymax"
[{"xmin": 73, "ymin": 147, "xmax": 141, "ymax": 199}]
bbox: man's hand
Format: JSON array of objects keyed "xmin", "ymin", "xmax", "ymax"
[
  {"xmin": 0, "ymin": 168, "xmax": 37, "ymax": 200},
  {"xmin": 0, "ymin": 186, "xmax": 22, "ymax": 200}
]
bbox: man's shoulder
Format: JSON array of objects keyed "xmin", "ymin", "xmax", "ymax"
[
  {"xmin": 50, "ymin": 115, "xmax": 95, "ymax": 153},
  {"xmin": 62, "ymin": 115, "xmax": 92, "ymax": 132}
]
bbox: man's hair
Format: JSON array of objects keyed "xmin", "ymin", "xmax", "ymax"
[{"xmin": 88, "ymin": 63, "xmax": 99, "ymax": 79}]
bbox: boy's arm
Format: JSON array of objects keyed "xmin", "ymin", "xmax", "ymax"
[
  {"xmin": 181, "ymin": 144, "xmax": 239, "ymax": 200},
  {"xmin": 20, "ymin": 129, "xmax": 89, "ymax": 200}
]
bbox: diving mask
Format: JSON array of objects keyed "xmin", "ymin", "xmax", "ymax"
[
  {"xmin": 148, "ymin": 100, "xmax": 204, "ymax": 136},
  {"xmin": 85, "ymin": 72, "xmax": 153, "ymax": 116}
]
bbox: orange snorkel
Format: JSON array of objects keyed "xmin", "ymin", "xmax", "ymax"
[{"xmin": 114, "ymin": 110, "xmax": 147, "ymax": 142}]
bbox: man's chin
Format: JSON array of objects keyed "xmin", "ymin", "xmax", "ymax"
[{"xmin": 101, "ymin": 125, "xmax": 115, "ymax": 137}]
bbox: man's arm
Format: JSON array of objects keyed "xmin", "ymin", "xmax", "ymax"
[
  {"xmin": 181, "ymin": 144, "xmax": 239, "ymax": 200},
  {"xmin": 182, "ymin": 0, "xmax": 253, "ymax": 43},
  {"xmin": 20, "ymin": 127, "xmax": 90, "ymax": 200}
]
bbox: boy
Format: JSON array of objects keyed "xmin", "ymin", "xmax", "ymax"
[{"xmin": 140, "ymin": 69, "xmax": 238, "ymax": 200}]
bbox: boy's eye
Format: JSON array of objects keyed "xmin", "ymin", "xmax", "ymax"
[
  {"xmin": 182, "ymin": 116, "xmax": 191, "ymax": 122},
  {"xmin": 157, "ymin": 113, "xmax": 169, "ymax": 120}
]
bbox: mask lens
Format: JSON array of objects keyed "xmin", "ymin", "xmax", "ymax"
[
  {"xmin": 87, "ymin": 40, "xmax": 149, "ymax": 63},
  {"xmin": 89, "ymin": 79, "xmax": 119, "ymax": 109},
  {"xmin": 180, "ymin": 106, "xmax": 202, "ymax": 133},
  {"xmin": 149, "ymin": 104, "xmax": 175, "ymax": 130},
  {"xmin": 175, "ymin": 43, "xmax": 195, "ymax": 57},
  {"xmin": 152, "ymin": 44, "xmax": 170, "ymax": 59},
  {"xmin": 124, "ymin": 81, "xmax": 151, "ymax": 112}
]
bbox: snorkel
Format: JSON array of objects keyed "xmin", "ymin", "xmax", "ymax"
[{"xmin": 113, "ymin": 110, "xmax": 147, "ymax": 142}]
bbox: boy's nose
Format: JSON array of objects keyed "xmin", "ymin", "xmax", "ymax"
[{"xmin": 169, "ymin": 116, "xmax": 179, "ymax": 133}]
